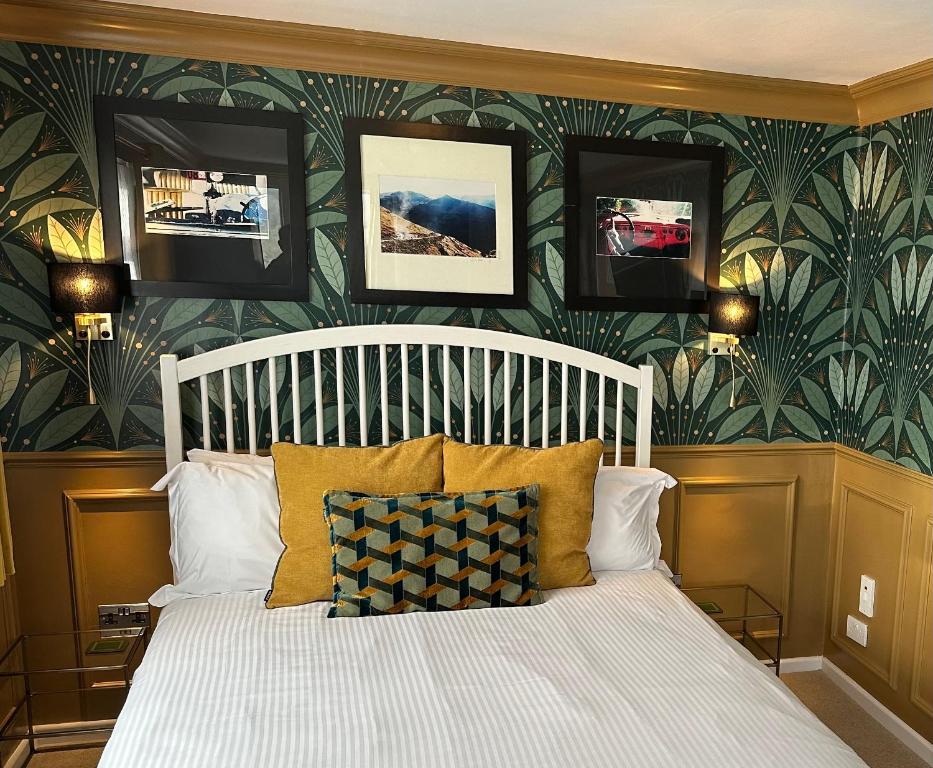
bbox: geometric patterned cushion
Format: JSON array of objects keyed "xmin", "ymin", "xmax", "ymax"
[{"xmin": 323, "ymin": 486, "xmax": 542, "ymax": 617}]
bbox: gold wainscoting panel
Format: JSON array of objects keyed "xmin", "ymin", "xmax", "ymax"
[
  {"xmin": 2, "ymin": 453, "xmax": 167, "ymax": 727},
  {"xmin": 63, "ymin": 489, "xmax": 170, "ymax": 635},
  {"xmin": 1, "ymin": 0, "xmax": 930, "ymax": 125},
  {"xmin": 645, "ymin": 443, "xmax": 833, "ymax": 659},
  {"xmin": 830, "ymin": 481, "xmax": 912, "ymax": 687},
  {"xmin": 0, "ymin": 451, "xmax": 19, "ymax": 745},
  {"xmin": 2, "ymin": 452, "xmax": 167, "ymax": 640},
  {"xmin": 3, "ymin": 442, "xmax": 933, "ymax": 736},
  {"xmin": 0, "ymin": 579, "xmax": 19, "ymax": 766},
  {"xmin": 827, "ymin": 446, "xmax": 933, "ymax": 738},
  {"xmin": 61, "ymin": 489, "xmax": 168, "ymax": 726},
  {"xmin": 910, "ymin": 517, "xmax": 933, "ymax": 718},
  {"xmin": 672, "ymin": 475, "xmax": 798, "ymax": 637}
]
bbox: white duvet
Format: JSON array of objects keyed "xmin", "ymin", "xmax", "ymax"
[{"xmin": 100, "ymin": 570, "xmax": 865, "ymax": 767}]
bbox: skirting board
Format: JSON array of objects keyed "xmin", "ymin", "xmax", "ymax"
[
  {"xmin": 3, "ymin": 719, "xmax": 112, "ymax": 768},
  {"xmin": 822, "ymin": 658, "xmax": 933, "ymax": 766},
  {"xmin": 777, "ymin": 656, "xmax": 824, "ymax": 674}
]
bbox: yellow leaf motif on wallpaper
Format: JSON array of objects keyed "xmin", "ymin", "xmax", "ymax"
[
  {"xmin": 870, "ymin": 147, "xmax": 887, "ymax": 207},
  {"xmin": 86, "ymin": 210, "xmax": 104, "ymax": 261},
  {"xmin": 861, "ymin": 145, "xmax": 873, "ymax": 204},
  {"xmin": 47, "ymin": 215, "xmax": 82, "ymax": 261},
  {"xmin": 719, "ymin": 272, "xmax": 738, "ymax": 290},
  {"xmin": 744, "ymin": 253, "xmax": 764, "ymax": 296}
]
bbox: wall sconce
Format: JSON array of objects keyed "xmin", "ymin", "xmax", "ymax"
[
  {"xmin": 47, "ymin": 263, "xmax": 126, "ymax": 404},
  {"xmin": 707, "ymin": 291, "xmax": 760, "ymax": 408}
]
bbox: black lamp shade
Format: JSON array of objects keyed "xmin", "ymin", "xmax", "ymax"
[
  {"xmin": 707, "ymin": 292, "xmax": 760, "ymax": 337},
  {"xmin": 47, "ymin": 263, "xmax": 126, "ymax": 314}
]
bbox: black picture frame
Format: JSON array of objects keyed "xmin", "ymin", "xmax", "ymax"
[
  {"xmin": 94, "ymin": 96, "xmax": 308, "ymax": 301},
  {"xmin": 343, "ymin": 117, "xmax": 527, "ymax": 308},
  {"xmin": 564, "ymin": 135, "xmax": 724, "ymax": 313}
]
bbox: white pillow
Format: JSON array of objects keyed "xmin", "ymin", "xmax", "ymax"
[
  {"xmin": 149, "ymin": 458, "xmax": 282, "ymax": 607},
  {"xmin": 587, "ymin": 466, "xmax": 677, "ymax": 572},
  {"xmin": 187, "ymin": 448, "xmax": 274, "ymax": 466}
]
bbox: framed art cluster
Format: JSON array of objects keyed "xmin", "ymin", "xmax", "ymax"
[
  {"xmin": 342, "ymin": 120, "xmax": 723, "ymax": 312},
  {"xmin": 93, "ymin": 96, "xmax": 724, "ymax": 312}
]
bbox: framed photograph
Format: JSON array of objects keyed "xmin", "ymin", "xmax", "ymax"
[
  {"xmin": 564, "ymin": 136, "xmax": 724, "ymax": 313},
  {"xmin": 344, "ymin": 118, "xmax": 527, "ymax": 307},
  {"xmin": 94, "ymin": 96, "xmax": 308, "ymax": 300}
]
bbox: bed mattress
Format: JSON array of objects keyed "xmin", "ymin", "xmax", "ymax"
[{"xmin": 100, "ymin": 570, "xmax": 865, "ymax": 767}]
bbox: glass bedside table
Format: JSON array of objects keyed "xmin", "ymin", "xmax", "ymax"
[
  {"xmin": 681, "ymin": 584, "xmax": 783, "ymax": 675},
  {"xmin": 0, "ymin": 628, "xmax": 146, "ymax": 764}
]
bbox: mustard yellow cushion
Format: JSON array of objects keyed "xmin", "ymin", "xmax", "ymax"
[
  {"xmin": 442, "ymin": 438, "xmax": 603, "ymax": 590},
  {"xmin": 267, "ymin": 434, "xmax": 444, "ymax": 607}
]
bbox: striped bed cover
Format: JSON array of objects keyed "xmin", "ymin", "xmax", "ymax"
[{"xmin": 100, "ymin": 570, "xmax": 865, "ymax": 767}]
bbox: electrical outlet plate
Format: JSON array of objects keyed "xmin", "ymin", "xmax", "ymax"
[
  {"xmin": 846, "ymin": 614, "xmax": 868, "ymax": 647},
  {"xmin": 98, "ymin": 603, "xmax": 149, "ymax": 638},
  {"xmin": 75, "ymin": 312, "xmax": 114, "ymax": 342},
  {"xmin": 859, "ymin": 574, "xmax": 876, "ymax": 618},
  {"xmin": 707, "ymin": 332, "xmax": 738, "ymax": 357}
]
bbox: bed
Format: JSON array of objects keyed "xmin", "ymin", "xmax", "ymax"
[
  {"xmin": 101, "ymin": 570, "xmax": 862, "ymax": 767},
  {"xmin": 100, "ymin": 325, "xmax": 866, "ymax": 767}
]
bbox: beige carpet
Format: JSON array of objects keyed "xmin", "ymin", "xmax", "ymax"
[
  {"xmin": 22, "ymin": 672, "xmax": 928, "ymax": 768},
  {"xmin": 783, "ymin": 671, "xmax": 929, "ymax": 768},
  {"xmin": 27, "ymin": 747, "xmax": 102, "ymax": 767}
]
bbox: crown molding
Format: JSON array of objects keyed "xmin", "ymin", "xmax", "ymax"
[
  {"xmin": 0, "ymin": 1, "xmax": 929, "ymax": 127},
  {"xmin": 0, "ymin": 0, "xmax": 859, "ymax": 124},
  {"xmin": 851, "ymin": 59, "xmax": 933, "ymax": 126}
]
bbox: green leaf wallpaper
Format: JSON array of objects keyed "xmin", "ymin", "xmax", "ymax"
[
  {"xmin": 0, "ymin": 42, "xmax": 930, "ymax": 472},
  {"xmin": 837, "ymin": 113, "xmax": 933, "ymax": 474}
]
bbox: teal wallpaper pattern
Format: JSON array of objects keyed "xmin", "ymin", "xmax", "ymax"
[
  {"xmin": 841, "ymin": 113, "xmax": 933, "ymax": 472},
  {"xmin": 0, "ymin": 41, "xmax": 930, "ymax": 472}
]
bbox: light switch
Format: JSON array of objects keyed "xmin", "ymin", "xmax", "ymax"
[
  {"xmin": 846, "ymin": 615, "xmax": 868, "ymax": 647},
  {"xmin": 859, "ymin": 575, "xmax": 876, "ymax": 618}
]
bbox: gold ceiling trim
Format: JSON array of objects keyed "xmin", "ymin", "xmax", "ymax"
[
  {"xmin": 0, "ymin": 0, "xmax": 929, "ymax": 126},
  {"xmin": 850, "ymin": 59, "xmax": 933, "ymax": 126}
]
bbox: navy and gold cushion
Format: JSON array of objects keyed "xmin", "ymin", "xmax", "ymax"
[{"xmin": 323, "ymin": 486, "xmax": 541, "ymax": 617}]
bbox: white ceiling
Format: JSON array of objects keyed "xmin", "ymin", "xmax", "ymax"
[{"xmin": 107, "ymin": 0, "xmax": 932, "ymax": 84}]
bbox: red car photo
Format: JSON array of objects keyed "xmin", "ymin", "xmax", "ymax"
[{"xmin": 596, "ymin": 197, "xmax": 692, "ymax": 259}]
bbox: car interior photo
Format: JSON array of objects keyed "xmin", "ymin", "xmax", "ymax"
[{"xmin": 0, "ymin": 1, "xmax": 931, "ymax": 766}]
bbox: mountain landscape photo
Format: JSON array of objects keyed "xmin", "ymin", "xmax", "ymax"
[{"xmin": 378, "ymin": 175, "xmax": 497, "ymax": 258}]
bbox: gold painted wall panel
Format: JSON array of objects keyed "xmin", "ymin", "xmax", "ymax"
[
  {"xmin": 2, "ymin": 454, "xmax": 166, "ymax": 638},
  {"xmin": 0, "ymin": 457, "xmax": 20, "ymax": 762},
  {"xmin": 911, "ymin": 518, "xmax": 933, "ymax": 719},
  {"xmin": 1, "ymin": 453, "xmax": 166, "ymax": 726},
  {"xmin": 675, "ymin": 476, "xmax": 797, "ymax": 634},
  {"xmin": 830, "ymin": 483, "xmax": 911, "ymax": 685},
  {"xmin": 64, "ymin": 490, "xmax": 171, "ymax": 634},
  {"xmin": 650, "ymin": 445, "xmax": 833, "ymax": 659},
  {"xmin": 3, "ymin": 444, "xmax": 932, "ymax": 739},
  {"xmin": 0, "ymin": 580, "xmax": 19, "ymax": 766},
  {"xmin": 826, "ymin": 447, "xmax": 933, "ymax": 739}
]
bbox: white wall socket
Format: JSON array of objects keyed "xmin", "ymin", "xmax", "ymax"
[
  {"xmin": 859, "ymin": 574, "xmax": 876, "ymax": 617},
  {"xmin": 846, "ymin": 615, "xmax": 869, "ymax": 647}
]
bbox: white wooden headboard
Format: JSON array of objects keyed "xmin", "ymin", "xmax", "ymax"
[{"xmin": 159, "ymin": 324, "xmax": 654, "ymax": 471}]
